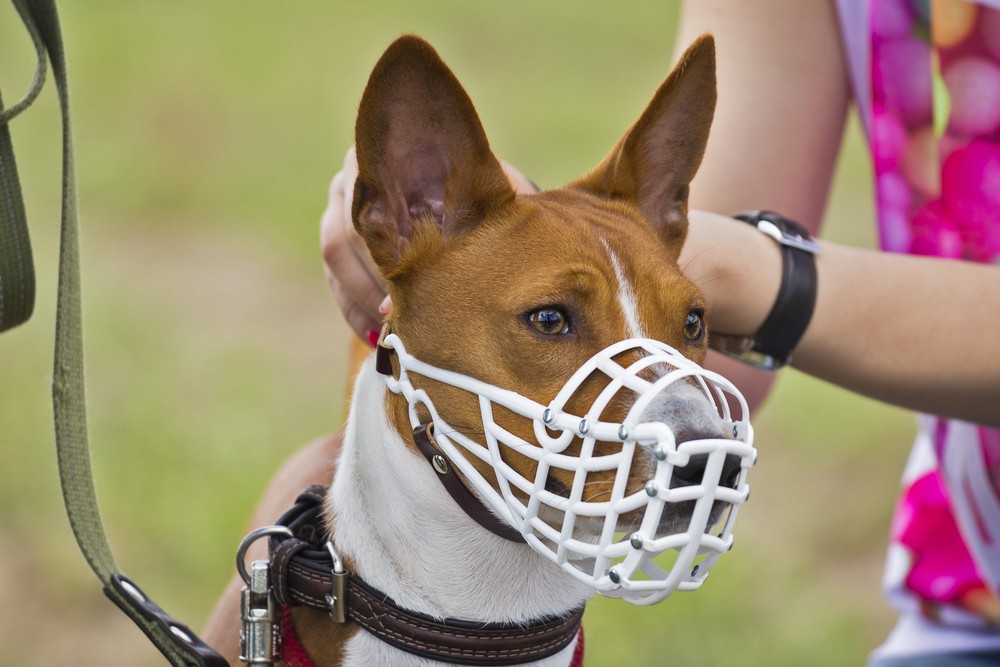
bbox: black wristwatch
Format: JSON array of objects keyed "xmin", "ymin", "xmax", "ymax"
[{"xmin": 713, "ymin": 211, "xmax": 820, "ymax": 371}]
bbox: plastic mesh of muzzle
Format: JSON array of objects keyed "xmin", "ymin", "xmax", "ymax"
[{"xmin": 382, "ymin": 334, "xmax": 756, "ymax": 605}]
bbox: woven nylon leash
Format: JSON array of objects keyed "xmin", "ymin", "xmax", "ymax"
[{"xmin": 1, "ymin": 2, "xmax": 226, "ymax": 664}]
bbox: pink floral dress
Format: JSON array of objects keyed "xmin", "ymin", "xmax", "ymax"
[{"xmin": 838, "ymin": 0, "xmax": 1000, "ymax": 659}]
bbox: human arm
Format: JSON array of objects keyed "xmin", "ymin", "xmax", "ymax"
[
  {"xmin": 683, "ymin": 209, "xmax": 1000, "ymax": 426},
  {"xmin": 674, "ymin": 0, "xmax": 851, "ymax": 409}
]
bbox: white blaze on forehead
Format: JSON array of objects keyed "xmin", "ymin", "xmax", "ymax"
[{"xmin": 601, "ymin": 239, "xmax": 646, "ymax": 339}]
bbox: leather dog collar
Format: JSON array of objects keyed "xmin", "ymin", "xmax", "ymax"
[{"xmin": 268, "ymin": 487, "xmax": 584, "ymax": 666}]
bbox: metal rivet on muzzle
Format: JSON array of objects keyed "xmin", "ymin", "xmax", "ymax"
[
  {"xmin": 630, "ymin": 533, "xmax": 644, "ymax": 549},
  {"xmin": 608, "ymin": 568, "xmax": 622, "ymax": 584},
  {"xmin": 644, "ymin": 481, "xmax": 658, "ymax": 497},
  {"xmin": 617, "ymin": 425, "xmax": 628, "ymax": 441},
  {"xmin": 653, "ymin": 445, "xmax": 667, "ymax": 461},
  {"xmin": 542, "ymin": 408, "xmax": 555, "ymax": 424},
  {"xmin": 431, "ymin": 454, "xmax": 449, "ymax": 475},
  {"xmin": 691, "ymin": 564, "xmax": 700, "ymax": 576},
  {"xmin": 578, "ymin": 419, "xmax": 589, "ymax": 435}
]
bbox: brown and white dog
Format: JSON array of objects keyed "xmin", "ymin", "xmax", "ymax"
[{"xmin": 286, "ymin": 34, "xmax": 743, "ymax": 666}]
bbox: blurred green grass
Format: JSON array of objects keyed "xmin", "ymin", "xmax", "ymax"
[{"xmin": 0, "ymin": 2, "xmax": 915, "ymax": 665}]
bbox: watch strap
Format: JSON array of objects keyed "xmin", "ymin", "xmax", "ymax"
[{"xmin": 717, "ymin": 211, "xmax": 819, "ymax": 370}]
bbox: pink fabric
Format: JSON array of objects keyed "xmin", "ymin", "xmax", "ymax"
[
  {"xmin": 894, "ymin": 470, "xmax": 985, "ymax": 604},
  {"xmin": 864, "ymin": 0, "xmax": 1000, "ymax": 626},
  {"xmin": 279, "ymin": 605, "xmax": 317, "ymax": 667}
]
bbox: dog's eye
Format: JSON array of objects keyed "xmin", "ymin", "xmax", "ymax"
[
  {"xmin": 684, "ymin": 310, "xmax": 705, "ymax": 343},
  {"xmin": 526, "ymin": 308, "xmax": 570, "ymax": 335}
]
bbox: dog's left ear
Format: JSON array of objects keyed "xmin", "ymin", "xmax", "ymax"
[{"xmin": 571, "ymin": 35, "xmax": 716, "ymax": 260}]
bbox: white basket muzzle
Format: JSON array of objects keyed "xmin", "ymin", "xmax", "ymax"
[{"xmin": 382, "ymin": 333, "xmax": 756, "ymax": 605}]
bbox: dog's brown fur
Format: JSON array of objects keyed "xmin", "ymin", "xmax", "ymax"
[{"xmin": 293, "ymin": 34, "xmax": 717, "ymax": 665}]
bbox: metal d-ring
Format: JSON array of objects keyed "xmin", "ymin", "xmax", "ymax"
[{"xmin": 236, "ymin": 525, "xmax": 294, "ymax": 585}]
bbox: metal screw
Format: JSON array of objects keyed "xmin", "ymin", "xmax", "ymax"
[
  {"xmin": 617, "ymin": 424, "xmax": 629, "ymax": 441},
  {"xmin": 644, "ymin": 481, "xmax": 658, "ymax": 497},
  {"xmin": 629, "ymin": 533, "xmax": 644, "ymax": 549},
  {"xmin": 432, "ymin": 455, "xmax": 449, "ymax": 475},
  {"xmin": 732, "ymin": 424, "xmax": 739, "ymax": 439},
  {"xmin": 578, "ymin": 419, "xmax": 589, "ymax": 435},
  {"xmin": 608, "ymin": 568, "xmax": 622, "ymax": 584},
  {"xmin": 542, "ymin": 408, "xmax": 555, "ymax": 424},
  {"xmin": 653, "ymin": 445, "xmax": 667, "ymax": 461}
]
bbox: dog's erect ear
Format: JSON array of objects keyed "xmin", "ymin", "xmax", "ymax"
[
  {"xmin": 571, "ymin": 36, "xmax": 716, "ymax": 260},
  {"xmin": 352, "ymin": 36, "xmax": 515, "ymax": 276}
]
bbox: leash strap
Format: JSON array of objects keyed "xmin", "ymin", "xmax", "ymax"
[
  {"xmin": 3, "ymin": 2, "xmax": 225, "ymax": 664},
  {"xmin": 0, "ymin": 0, "xmax": 45, "ymax": 333}
]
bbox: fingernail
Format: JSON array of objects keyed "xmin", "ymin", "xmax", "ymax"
[
  {"xmin": 378, "ymin": 295, "xmax": 393, "ymax": 315},
  {"xmin": 367, "ymin": 329, "xmax": 380, "ymax": 348}
]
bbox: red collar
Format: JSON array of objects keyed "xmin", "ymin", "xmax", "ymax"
[{"xmin": 279, "ymin": 605, "xmax": 586, "ymax": 667}]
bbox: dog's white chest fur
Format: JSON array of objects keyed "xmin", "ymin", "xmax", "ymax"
[{"xmin": 326, "ymin": 358, "xmax": 589, "ymax": 666}]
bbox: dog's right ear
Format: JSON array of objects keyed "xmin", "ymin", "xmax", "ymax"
[{"xmin": 352, "ymin": 36, "xmax": 515, "ymax": 277}]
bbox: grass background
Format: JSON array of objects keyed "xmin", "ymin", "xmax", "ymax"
[{"xmin": 0, "ymin": 2, "xmax": 917, "ymax": 665}]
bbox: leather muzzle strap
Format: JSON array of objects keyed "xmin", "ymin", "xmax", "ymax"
[
  {"xmin": 412, "ymin": 423, "xmax": 526, "ymax": 543},
  {"xmin": 375, "ymin": 327, "xmax": 526, "ymax": 544},
  {"xmin": 270, "ymin": 489, "xmax": 583, "ymax": 666}
]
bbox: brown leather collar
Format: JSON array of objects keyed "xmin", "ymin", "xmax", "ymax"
[{"xmin": 269, "ymin": 487, "xmax": 584, "ymax": 666}]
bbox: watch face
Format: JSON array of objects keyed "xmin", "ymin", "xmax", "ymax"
[{"xmin": 736, "ymin": 211, "xmax": 820, "ymax": 254}]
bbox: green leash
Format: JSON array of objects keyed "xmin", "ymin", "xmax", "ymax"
[{"xmin": 2, "ymin": 2, "xmax": 226, "ymax": 664}]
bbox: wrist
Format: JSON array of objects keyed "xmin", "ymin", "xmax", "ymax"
[
  {"xmin": 683, "ymin": 210, "xmax": 783, "ymax": 337},
  {"xmin": 715, "ymin": 211, "xmax": 820, "ymax": 369}
]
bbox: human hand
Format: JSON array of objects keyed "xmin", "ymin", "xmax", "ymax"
[
  {"xmin": 321, "ymin": 147, "xmax": 538, "ymax": 341},
  {"xmin": 321, "ymin": 147, "xmax": 388, "ymax": 342}
]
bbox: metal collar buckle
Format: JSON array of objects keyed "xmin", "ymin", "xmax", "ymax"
[
  {"xmin": 324, "ymin": 542, "xmax": 348, "ymax": 623},
  {"xmin": 236, "ymin": 526, "xmax": 293, "ymax": 666}
]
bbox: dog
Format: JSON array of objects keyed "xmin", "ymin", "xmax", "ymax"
[{"xmin": 278, "ymin": 34, "xmax": 753, "ymax": 667}]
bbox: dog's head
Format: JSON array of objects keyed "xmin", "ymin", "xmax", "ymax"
[{"xmin": 352, "ymin": 35, "xmax": 752, "ymax": 602}]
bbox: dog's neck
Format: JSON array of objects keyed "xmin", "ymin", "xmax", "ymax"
[{"xmin": 328, "ymin": 356, "xmax": 593, "ymax": 624}]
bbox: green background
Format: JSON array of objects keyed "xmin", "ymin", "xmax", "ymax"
[{"xmin": 0, "ymin": 2, "xmax": 915, "ymax": 665}]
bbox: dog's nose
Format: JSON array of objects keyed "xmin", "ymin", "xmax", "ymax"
[{"xmin": 672, "ymin": 453, "xmax": 742, "ymax": 489}]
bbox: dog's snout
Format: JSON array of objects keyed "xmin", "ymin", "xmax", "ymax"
[
  {"xmin": 671, "ymin": 452, "xmax": 742, "ymax": 489},
  {"xmin": 721, "ymin": 455, "xmax": 742, "ymax": 489},
  {"xmin": 672, "ymin": 454, "xmax": 709, "ymax": 487}
]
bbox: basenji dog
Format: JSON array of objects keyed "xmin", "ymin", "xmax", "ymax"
[{"xmin": 278, "ymin": 34, "xmax": 754, "ymax": 667}]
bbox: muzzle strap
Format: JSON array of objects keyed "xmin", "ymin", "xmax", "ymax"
[
  {"xmin": 413, "ymin": 424, "xmax": 526, "ymax": 543},
  {"xmin": 375, "ymin": 323, "xmax": 394, "ymax": 375}
]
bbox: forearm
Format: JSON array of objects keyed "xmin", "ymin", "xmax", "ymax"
[
  {"xmin": 675, "ymin": 0, "xmax": 849, "ymax": 408},
  {"xmin": 799, "ymin": 244, "xmax": 1000, "ymax": 425},
  {"xmin": 687, "ymin": 210, "xmax": 1000, "ymax": 426}
]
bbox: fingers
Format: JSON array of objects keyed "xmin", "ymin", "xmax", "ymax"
[
  {"xmin": 500, "ymin": 159, "xmax": 540, "ymax": 194},
  {"xmin": 321, "ymin": 147, "xmax": 388, "ymax": 341}
]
